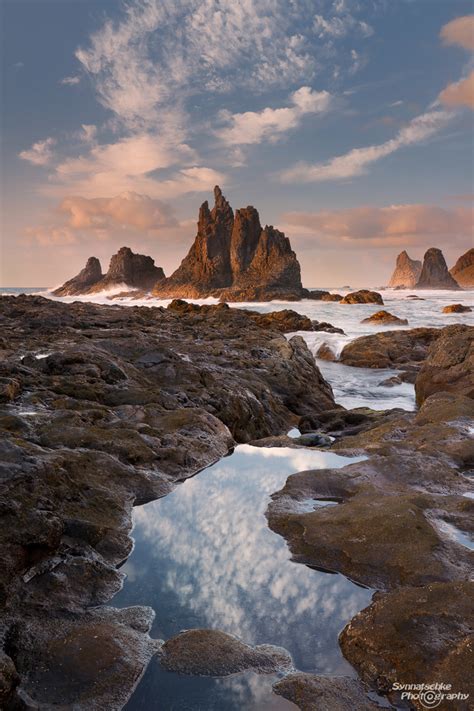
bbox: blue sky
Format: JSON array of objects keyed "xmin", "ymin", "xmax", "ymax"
[{"xmin": 1, "ymin": 0, "xmax": 473, "ymax": 286}]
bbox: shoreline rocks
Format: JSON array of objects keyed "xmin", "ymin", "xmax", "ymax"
[
  {"xmin": 361, "ymin": 310, "xmax": 408, "ymax": 326},
  {"xmin": 339, "ymin": 290, "xmax": 383, "ymax": 305},
  {"xmin": 443, "ymin": 303, "xmax": 472, "ymax": 313}
]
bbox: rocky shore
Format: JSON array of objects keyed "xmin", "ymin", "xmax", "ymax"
[{"xmin": 0, "ymin": 294, "xmax": 472, "ymax": 710}]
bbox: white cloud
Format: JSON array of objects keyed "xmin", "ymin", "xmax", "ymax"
[
  {"xmin": 60, "ymin": 75, "xmax": 81, "ymax": 86},
  {"xmin": 18, "ymin": 137, "xmax": 56, "ymax": 166},
  {"xmin": 59, "ymin": 193, "xmax": 177, "ymax": 231},
  {"xmin": 217, "ymin": 87, "xmax": 332, "ymax": 146},
  {"xmin": 313, "ymin": 13, "xmax": 373, "ymax": 39},
  {"xmin": 280, "ymin": 109, "xmax": 453, "ymax": 183}
]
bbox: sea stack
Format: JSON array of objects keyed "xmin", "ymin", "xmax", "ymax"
[
  {"xmin": 388, "ymin": 251, "xmax": 422, "ymax": 289},
  {"xmin": 152, "ymin": 186, "xmax": 303, "ymax": 301},
  {"xmin": 450, "ymin": 248, "xmax": 474, "ymax": 288},
  {"xmin": 53, "ymin": 247, "xmax": 165, "ymax": 296},
  {"xmin": 415, "ymin": 248, "xmax": 460, "ymax": 289}
]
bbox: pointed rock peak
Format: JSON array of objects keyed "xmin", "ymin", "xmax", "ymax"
[
  {"xmin": 52, "ymin": 256, "xmax": 103, "ymax": 296},
  {"xmin": 388, "ymin": 250, "xmax": 422, "ymax": 288},
  {"xmin": 416, "ymin": 247, "xmax": 460, "ymax": 289},
  {"xmin": 214, "ymin": 185, "xmax": 223, "ymax": 201},
  {"xmin": 450, "ymin": 248, "xmax": 474, "ymax": 287}
]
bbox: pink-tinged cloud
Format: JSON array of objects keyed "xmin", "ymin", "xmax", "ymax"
[
  {"xmin": 59, "ymin": 192, "xmax": 177, "ymax": 231},
  {"xmin": 439, "ymin": 69, "xmax": 474, "ymax": 110},
  {"xmin": 281, "ymin": 203, "xmax": 473, "ymax": 249},
  {"xmin": 440, "ymin": 15, "xmax": 474, "ymax": 51}
]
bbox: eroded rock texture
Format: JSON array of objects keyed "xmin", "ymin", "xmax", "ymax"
[
  {"xmin": 450, "ymin": 247, "xmax": 474, "ymax": 288},
  {"xmin": 387, "ymin": 250, "xmax": 422, "ymax": 288}
]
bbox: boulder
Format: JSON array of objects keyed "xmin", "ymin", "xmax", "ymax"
[
  {"xmin": 387, "ymin": 250, "xmax": 422, "ymax": 289},
  {"xmin": 339, "ymin": 290, "xmax": 383, "ymax": 305},
  {"xmin": 416, "ymin": 247, "xmax": 460, "ymax": 289},
  {"xmin": 415, "ymin": 324, "xmax": 474, "ymax": 405},
  {"xmin": 340, "ymin": 327, "xmax": 439, "ymax": 374},
  {"xmin": 153, "ymin": 187, "xmax": 303, "ymax": 300},
  {"xmin": 273, "ymin": 673, "xmax": 380, "ymax": 711},
  {"xmin": 442, "ymin": 303, "xmax": 472, "ymax": 314},
  {"xmin": 450, "ymin": 248, "xmax": 474, "ymax": 288},
  {"xmin": 53, "ymin": 256, "xmax": 103, "ymax": 296},
  {"xmin": 361, "ymin": 310, "xmax": 408, "ymax": 326}
]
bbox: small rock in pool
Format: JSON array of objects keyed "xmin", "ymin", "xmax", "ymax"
[
  {"xmin": 316, "ymin": 343, "xmax": 338, "ymax": 361},
  {"xmin": 294, "ymin": 432, "xmax": 333, "ymax": 447},
  {"xmin": 378, "ymin": 376, "xmax": 403, "ymax": 387},
  {"xmin": 159, "ymin": 629, "xmax": 293, "ymax": 676},
  {"xmin": 273, "ymin": 672, "xmax": 380, "ymax": 711},
  {"xmin": 442, "ymin": 304, "xmax": 472, "ymax": 314}
]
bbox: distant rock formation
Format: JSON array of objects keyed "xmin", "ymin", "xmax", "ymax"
[
  {"xmin": 53, "ymin": 257, "xmax": 103, "ymax": 296},
  {"xmin": 388, "ymin": 251, "xmax": 422, "ymax": 289},
  {"xmin": 340, "ymin": 290, "xmax": 384, "ymax": 305},
  {"xmin": 53, "ymin": 247, "xmax": 165, "ymax": 296},
  {"xmin": 415, "ymin": 248, "xmax": 460, "ymax": 289},
  {"xmin": 152, "ymin": 187, "xmax": 303, "ymax": 301},
  {"xmin": 449, "ymin": 248, "xmax": 474, "ymax": 288}
]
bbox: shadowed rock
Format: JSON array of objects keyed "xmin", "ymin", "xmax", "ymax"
[
  {"xmin": 160, "ymin": 629, "xmax": 292, "ymax": 676},
  {"xmin": 387, "ymin": 250, "xmax": 422, "ymax": 289},
  {"xmin": 273, "ymin": 673, "xmax": 380, "ymax": 711},
  {"xmin": 416, "ymin": 247, "xmax": 460, "ymax": 289},
  {"xmin": 53, "ymin": 256, "xmax": 103, "ymax": 296},
  {"xmin": 450, "ymin": 247, "xmax": 474, "ymax": 288}
]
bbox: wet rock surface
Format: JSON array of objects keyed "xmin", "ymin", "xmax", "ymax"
[
  {"xmin": 361, "ymin": 310, "xmax": 408, "ymax": 325},
  {"xmin": 339, "ymin": 290, "xmax": 383, "ymax": 305},
  {"xmin": 159, "ymin": 629, "xmax": 293, "ymax": 676},
  {"xmin": 273, "ymin": 673, "xmax": 380, "ymax": 711},
  {"xmin": 442, "ymin": 303, "xmax": 472, "ymax": 313},
  {"xmin": 0, "ymin": 294, "xmax": 337, "ymax": 708}
]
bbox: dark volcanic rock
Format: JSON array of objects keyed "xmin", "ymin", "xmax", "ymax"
[
  {"xmin": 53, "ymin": 256, "xmax": 103, "ymax": 296},
  {"xmin": 0, "ymin": 294, "xmax": 337, "ymax": 708},
  {"xmin": 416, "ymin": 247, "xmax": 460, "ymax": 289},
  {"xmin": 442, "ymin": 303, "xmax": 472, "ymax": 313},
  {"xmin": 340, "ymin": 581, "xmax": 474, "ymax": 709},
  {"xmin": 153, "ymin": 186, "xmax": 303, "ymax": 301},
  {"xmin": 387, "ymin": 250, "xmax": 422, "ymax": 289},
  {"xmin": 54, "ymin": 248, "xmax": 165, "ymax": 296},
  {"xmin": 450, "ymin": 247, "xmax": 474, "ymax": 288},
  {"xmin": 339, "ymin": 290, "xmax": 383, "ymax": 305},
  {"xmin": 361, "ymin": 310, "xmax": 408, "ymax": 326},
  {"xmin": 415, "ymin": 324, "xmax": 474, "ymax": 405},
  {"xmin": 160, "ymin": 629, "xmax": 292, "ymax": 676},
  {"xmin": 273, "ymin": 673, "xmax": 380, "ymax": 711}
]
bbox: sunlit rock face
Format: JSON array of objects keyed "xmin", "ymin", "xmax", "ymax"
[
  {"xmin": 387, "ymin": 250, "xmax": 422, "ymax": 289},
  {"xmin": 450, "ymin": 247, "xmax": 474, "ymax": 288},
  {"xmin": 152, "ymin": 186, "xmax": 303, "ymax": 301},
  {"xmin": 416, "ymin": 247, "xmax": 460, "ymax": 289}
]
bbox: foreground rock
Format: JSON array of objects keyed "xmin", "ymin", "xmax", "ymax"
[
  {"xmin": 443, "ymin": 303, "xmax": 472, "ymax": 313},
  {"xmin": 340, "ymin": 581, "xmax": 474, "ymax": 709},
  {"xmin": 160, "ymin": 629, "xmax": 292, "ymax": 676},
  {"xmin": 339, "ymin": 290, "xmax": 383, "ymax": 305},
  {"xmin": 0, "ymin": 294, "xmax": 336, "ymax": 708},
  {"xmin": 273, "ymin": 673, "xmax": 380, "ymax": 711},
  {"xmin": 450, "ymin": 247, "xmax": 474, "ymax": 288},
  {"xmin": 416, "ymin": 247, "xmax": 460, "ymax": 289},
  {"xmin": 361, "ymin": 310, "xmax": 408, "ymax": 326},
  {"xmin": 152, "ymin": 186, "xmax": 304, "ymax": 301},
  {"xmin": 387, "ymin": 250, "xmax": 422, "ymax": 289},
  {"xmin": 53, "ymin": 247, "xmax": 165, "ymax": 296},
  {"xmin": 415, "ymin": 324, "xmax": 474, "ymax": 405}
]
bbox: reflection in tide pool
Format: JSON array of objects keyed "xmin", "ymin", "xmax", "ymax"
[{"xmin": 114, "ymin": 444, "xmax": 370, "ymax": 710}]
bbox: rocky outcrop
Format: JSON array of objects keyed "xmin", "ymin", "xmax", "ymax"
[
  {"xmin": 443, "ymin": 303, "xmax": 472, "ymax": 313},
  {"xmin": 273, "ymin": 673, "xmax": 380, "ymax": 711},
  {"xmin": 0, "ymin": 294, "xmax": 338, "ymax": 709},
  {"xmin": 416, "ymin": 247, "xmax": 460, "ymax": 289},
  {"xmin": 53, "ymin": 256, "xmax": 103, "ymax": 296},
  {"xmin": 153, "ymin": 187, "xmax": 303, "ymax": 301},
  {"xmin": 339, "ymin": 290, "xmax": 383, "ymax": 305},
  {"xmin": 387, "ymin": 250, "xmax": 422, "ymax": 289},
  {"xmin": 340, "ymin": 327, "xmax": 439, "ymax": 380},
  {"xmin": 415, "ymin": 324, "xmax": 474, "ymax": 405},
  {"xmin": 53, "ymin": 247, "xmax": 165, "ymax": 296},
  {"xmin": 450, "ymin": 247, "xmax": 474, "ymax": 288},
  {"xmin": 361, "ymin": 310, "xmax": 408, "ymax": 326}
]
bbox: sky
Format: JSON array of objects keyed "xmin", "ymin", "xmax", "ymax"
[{"xmin": 1, "ymin": 0, "xmax": 473, "ymax": 288}]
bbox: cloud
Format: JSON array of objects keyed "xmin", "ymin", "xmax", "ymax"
[
  {"xmin": 440, "ymin": 15, "xmax": 474, "ymax": 51},
  {"xmin": 25, "ymin": 225, "xmax": 78, "ymax": 246},
  {"xmin": 60, "ymin": 75, "xmax": 81, "ymax": 86},
  {"xmin": 439, "ymin": 69, "xmax": 474, "ymax": 110},
  {"xmin": 18, "ymin": 137, "xmax": 56, "ymax": 166},
  {"xmin": 313, "ymin": 13, "xmax": 373, "ymax": 39},
  {"xmin": 281, "ymin": 203, "xmax": 473, "ymax": 249},
  {"xmin": 79, "ymin": 124, "xmax": 97, "ymax": 143},
  {"xmin": 217, "ymin": 87, "xmax": 332, "ymax": 146},
  {"xmin": 58, "ymin": 192, "xmax": 177, "ymax": 231},
  {"xmin": 279, "ymin": 109, "xmax": 453, "ymax": 182}
]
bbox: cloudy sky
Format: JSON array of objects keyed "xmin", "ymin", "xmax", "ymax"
[{"xmin": 2, "ymin": 0, "xmax": 473, "ymax": 287}]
